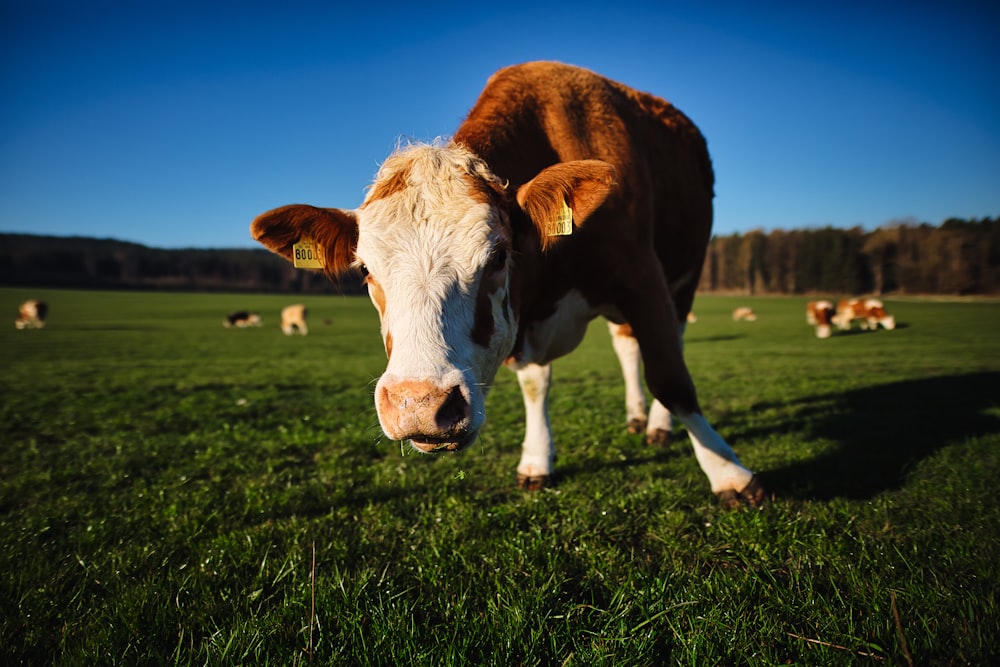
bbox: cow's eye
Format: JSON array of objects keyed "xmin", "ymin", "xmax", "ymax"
[
  {"xmin": 358, "ymin": 264, "xmax": 370, "ymax": 278},
  {"xmin": 487, "ymin": 248, "xmax": 508, "ymax": 272}
]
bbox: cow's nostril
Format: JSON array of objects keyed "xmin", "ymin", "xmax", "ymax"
[{"xmin": 436, "ymin": 385, "xmax": 469, "ymax": 430}]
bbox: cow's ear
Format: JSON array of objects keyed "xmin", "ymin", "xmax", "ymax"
[
  {"xmin": 250, "ymin": 204, "xmax": 359, "ymax": 276},
  {"xmin": 515, "ymin": 160, "xmax": 617, "ymax": 250}
]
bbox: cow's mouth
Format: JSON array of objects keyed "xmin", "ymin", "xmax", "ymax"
[{"xmin": 410, "ymin": 432, "xmax": 476, "ymax": 453}]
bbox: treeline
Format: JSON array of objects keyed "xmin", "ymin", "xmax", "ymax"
[
  {"xmin": 699, "ymin": 217, "xmax": 1000, "ymax": 295},
  {"xmin": 2, "ymin": 217, "xmax": 998, "ymax": 295},
  {"xmin": 0, "ymin": 234, "xmax": 364, "ymax": 294}
]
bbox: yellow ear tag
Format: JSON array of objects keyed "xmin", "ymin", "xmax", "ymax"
[
  {"xmin": 292, "ymin": 237, "xmax": 325, "ymax": 269},
  {"xmin": 549, "ymin": 200, "xmax": 573, "ymax": 237}
]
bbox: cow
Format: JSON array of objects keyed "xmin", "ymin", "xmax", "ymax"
[
  {"xmin": 224, "ymin": 311, "xmax": 262, "ymax": 328},
  {"xmin": 250, "ymin": 61, "xmax": 764, "ymax": 507},
  {"xmin": 833, "ymin": 298, "xmax": 896, "ymax": 332},
  {"xmin": 732, "ymin": 307, "xmax": 757, "ymax": 322},
  {"xmin": 281, "ymin": 304, "xmax": 309, "ymax": 335},
  {"xmin": 15, "ymin": 300, "xmax": 47, "ymax": 329},
  {"xmin": 806, "ymin": 300, "xmax": 836, "ymax": 338}
]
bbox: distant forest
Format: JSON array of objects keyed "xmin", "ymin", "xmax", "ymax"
[
  {"xmin": 2, "ymin": 216, "xmax": 999, "ymax": 296},
  {"xmin": 0, "ymin": 233, "xmax": 360, "ymax": 295},
  {"xmin": 699, "ymin": 217, "xmax": 1000, "ymax": 295}
]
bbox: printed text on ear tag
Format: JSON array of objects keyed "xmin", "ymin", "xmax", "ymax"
[
  {"xmin": 548, "ymin": 200, "xmax": 573, "ymax": 237},
  {"xmin": 292, "ymin": 237, "xmax": 325, "ymax": 269}
]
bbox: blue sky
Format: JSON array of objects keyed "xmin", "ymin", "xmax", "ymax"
[{"xmin": 1, "ymin": 1, "xmax": 997, "ymax": 249}]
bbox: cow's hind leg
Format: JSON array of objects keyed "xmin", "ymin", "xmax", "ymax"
[
  {"xmin": 616, "ymin": 261, "xmax": 764, "ymax": 506},
  {"xmin": 514, "ymin": 362, "xmax": 555, "ymax": 490},
  {"xmin": 608, "ymin": 321, "xmax": 673, "ymax": 444},
  {"xmin": 677, "ymin": 412, "xmax": 765, "ymax": 508}
]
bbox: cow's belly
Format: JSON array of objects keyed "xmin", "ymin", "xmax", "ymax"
[{"xmin": 510, "ymin": 290, "xmax": 620, "ymax": 368}]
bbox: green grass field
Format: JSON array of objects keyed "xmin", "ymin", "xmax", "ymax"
[{"xmin": 2, "ymin": 287, "xmax": 999, "ymax": 665}]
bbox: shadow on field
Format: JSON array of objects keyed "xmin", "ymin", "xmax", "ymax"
[
  {"xmin": 685, "ymin": 334, "xmax": 746, "ymax": 344},
  {"xmin": 754, "ymin": 371, "xmax": 1000, "ymax": 500},
  {"xmin": 828, "ymin": 322, "xmax": 911, "ymax": 337}
]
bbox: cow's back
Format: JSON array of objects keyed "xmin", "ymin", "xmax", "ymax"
[{"xmin": 453, "ymin": 61, "xmax": 713, "ymax": 315}]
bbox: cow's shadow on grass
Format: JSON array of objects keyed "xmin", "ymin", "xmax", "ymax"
[
  {"xmin": 745, "ymin": 371, "xmax": 1000, "ymax": 501},
  {"xmin": 685, "ymin": 334, "xmax": 746, "ymax": 344},
  {"xmin": 829, "ymin": 322, "xmax": 912, "ymax": 337}
]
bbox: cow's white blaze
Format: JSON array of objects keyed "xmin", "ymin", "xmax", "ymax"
[{"xmin": 354, "ymin": 145, "xmax": 516, "ymax": 450}]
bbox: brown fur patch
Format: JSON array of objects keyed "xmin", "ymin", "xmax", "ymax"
[
  {"xmin": 366, "ymin": 277, "xmax": 387, "ymax": 319},
  {"xmin": 363, "ymin": 164, "xmax": 411, "ymax": 206},
  {"xmin": 462, "ymin": 171, "xmax": 508, "ymax": 208},
  {"xmin": 365, "ymin": 277, "xmax": 391, "ymax": 357},
  {"xmin": 615, "ymin": 323, "xmax": 635, "ymax": 338}
]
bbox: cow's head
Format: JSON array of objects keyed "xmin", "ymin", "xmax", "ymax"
[{"xmin": 251, "ymin": 143, "xmax": 615, "ymax": 452}]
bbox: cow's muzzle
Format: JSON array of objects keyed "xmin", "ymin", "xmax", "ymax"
[{"xmin": 376, "ymin": 379, "xmax": 476, "ymax": 452}]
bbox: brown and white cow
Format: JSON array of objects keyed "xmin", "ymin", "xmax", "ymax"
[
  {"xmin": 251, "ymin": 61, "xmax": 763, "ymax": 506},
  {"xmin": 281, "ymin": 304, "xmax": 309, "ymax": 335},
  {"xmin": 224, "ymin": 311, "xmax": 261, "ymax": 328},
  {"xmin": 806, "ymin": 300, "xmax": 836, "ymax": 338},
  {"xmin": 833, "ymin": 298, "xmax": 896, "ymax": 332},
  {"xmin": 732, "ymin": 307, "xmax": 757, "ymax": 322},
  {"xmin": 15, "ymin": 299, "xmax": 47, "ymax": 329}
]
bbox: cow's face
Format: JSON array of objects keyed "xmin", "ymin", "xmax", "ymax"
[
  {"xmin": 251, "ymin": 143, "xmax": 615, "ymax": 453},
  {"xmin": 355, "ymin": 146, "xmax": 518, "ymax": 452}
]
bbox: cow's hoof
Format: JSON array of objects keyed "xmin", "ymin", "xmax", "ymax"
[
  {"xmin": 716, "ymin": 475, "xmax": 767, "ymax": 509},
  {"xmin": 645, "ymin": 429, "xmax": 670, "ymax": 446},
  {"xmin": 627, "ymin": 417, "xmax": 647, "ymax": 434},
  {"xmin": 517, "ymin": 473, "xmax": 550, "ymax": 491}
]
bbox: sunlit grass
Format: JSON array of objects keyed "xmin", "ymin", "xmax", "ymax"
[{"xmin": 1, "ymin": 287, "xmax": 998, "ymax": 665}]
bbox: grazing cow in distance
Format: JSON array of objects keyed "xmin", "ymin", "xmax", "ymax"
[
  {"xmin": 806, "ymin": 300, "xmax": 837, "ymax": 338},
  {"xmin": 250, "ymin": 61, "xmax": 763, "ymax": 507},
  {"xmin": 732, "ymin": 307, "xmax": 757, "ymax": 322},
  {"xmin": 224, "ymin": 311, "xmax": 261, "ymax": 328},
  {"xmin": 15, "ymin": 300, "xmax": 47, "ymax": 329},
  {"xmin": 686, "ymin": 311, "xmax": 698, "ymax": 324},
  {"xmin": 833, "ymin": 298, "xmax": 896, "ymax": 331},
  {"xmin": 281, "ymin": 304, "xmax": 309, "ymax": 335}
]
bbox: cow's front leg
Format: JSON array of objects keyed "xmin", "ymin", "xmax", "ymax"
[
  {"xmin": 608, "ymin": 321, "xmax": 673, "ymax": 444},
  {"xmin": 608, "ymin": 321, "xmax": 648, "ymax": 433},
  {"xmin": 514, "ymin": 362, "xmax": 554, "ymax": 490}
]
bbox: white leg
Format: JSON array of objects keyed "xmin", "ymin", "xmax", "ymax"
[
  {"xmin": 675, "ymin": 412, "xmax": 755, "ymax": 494},
  {"xmin": 515, "ymin": 363, "xmax": 554, "ymax": 480},
  {"xmin": 608, "ymin": 322, "xmax": 647, "ymax": 432},
  {"xmin": 646, "ymin": 400, "xmax": 673, "ymax": 440}
]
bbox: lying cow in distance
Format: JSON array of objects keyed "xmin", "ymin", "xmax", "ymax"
[
  {"xmin": 15, "ymin": 300, "xmax": 47, "ymax": 329},
  {"xmin": 281, "ymin": 304, "xmax": 309, "ymax": 335},
  {"xmin": 251, "ymin": 61, "xmax": 763, "ymax": 507},
  {"xmin": 732, "ymin": 307, "xmax": 757, "ymax": 322},
  {"xmin": 806, "ymin": 300, "xmax": 836, "ymax": 338},
  {"xmin": 224, "ymin": 311, "xmax": 261, "ymax": 328},
  {"xmin": 833, "ymin": 298, "xmax": 896, "ymax": 332}
]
